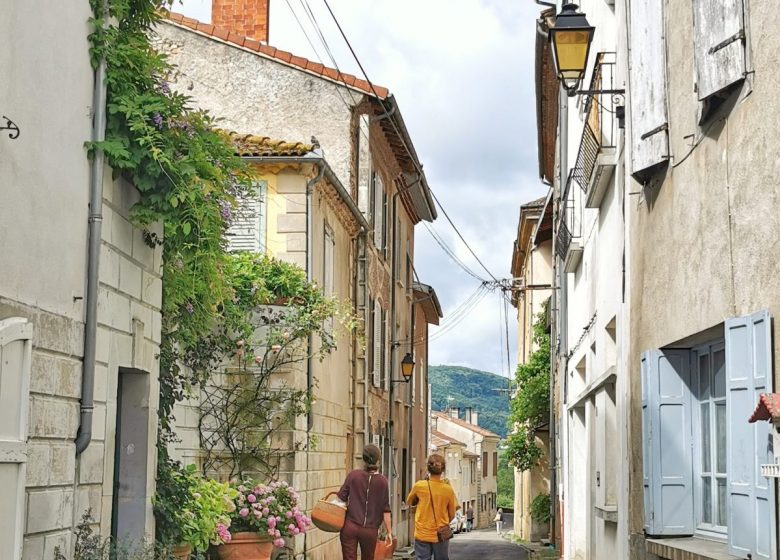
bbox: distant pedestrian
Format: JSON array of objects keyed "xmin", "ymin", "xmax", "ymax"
[
  {"xmin": 407, "ymin": 454, "xmax": 457, "ymax": 560},
  {"xmin": 494, "ymin": 508, "xmax": 504, "ymax": 534},
  {"xmin": 466, "ymin": 505, "xmax": 474, "ymax": 532},
  {"xmin": 337, "ymin": 444, "xmax": 393, "ymax": 560}
]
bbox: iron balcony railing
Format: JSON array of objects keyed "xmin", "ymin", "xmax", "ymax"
[
  {"xmin": 572, "ymin": 52, "xmax": 619, "ymax": 193},
  {"xmin": 555, "ymin": 171, "xmax": 581, "ymax": 260}
]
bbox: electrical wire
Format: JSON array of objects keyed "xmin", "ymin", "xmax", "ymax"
[{"xmin": 423, "ymin": 223, "xmax": 486, "ymax": 282}]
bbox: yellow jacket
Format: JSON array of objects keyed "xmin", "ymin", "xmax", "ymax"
[{"xmin": 406, "ymin": 478, "xmax": 457, "ymax": 543}]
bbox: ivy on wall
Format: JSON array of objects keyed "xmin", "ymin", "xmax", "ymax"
[
  {"xmin": 87, "ymin": 0, "xmax": 347, "ymax": 547},
  {"xmin": 506, "ymin": 301, "xmax": 551, "ymax": 472}
]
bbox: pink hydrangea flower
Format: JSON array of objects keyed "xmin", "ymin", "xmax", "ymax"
[
  {"xmin": 273, "ymin": 538, "xmax": 285, "ymax": 548},
  {"xmin": 247, "ymin": 494, "xmax": 257, "ymax": 503},
  {"xmin": 239, "ymin": 508, "xmax": 249, "ymax": 518}
]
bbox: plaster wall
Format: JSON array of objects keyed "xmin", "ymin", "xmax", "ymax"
[
  {"xmin": 626, "ymin": 0, "xmax": 780, "ymax": 549},
  {"xmin": 154, "ymin": 22, "xmax": 357, "ymax": 187}
]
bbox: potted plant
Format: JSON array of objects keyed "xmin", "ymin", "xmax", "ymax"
[
  {"xmin": 216, "ymin": 480, "xmax": 311, "ymax": 560},
  {"xmin": 176, "ymin": 477, "xmax": 238, "ymax": 558}
]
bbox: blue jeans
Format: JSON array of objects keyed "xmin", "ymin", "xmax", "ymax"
[{"xmin": 414, "ymin": 539, "xmax": 450, "ymax": 560}]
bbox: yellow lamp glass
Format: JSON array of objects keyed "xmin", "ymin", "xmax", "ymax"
[
  {"xmin": 549, "ymin": 4, "xmax": 595, "ymax": 94},
  {"xmin": 400, "ymin": 353, "xmax": 415, "ymax": 380}
]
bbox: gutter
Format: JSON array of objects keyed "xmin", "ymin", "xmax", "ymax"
[{"xmin": 76, "ymin": 13, "xmax": 108, "ymax": 456}]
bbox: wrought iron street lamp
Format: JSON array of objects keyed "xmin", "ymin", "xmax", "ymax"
[
  {"xmin": 392, "ymin": 352, "xmax": 415, "ymax": 384},
  {"xmin": 549, "ymin": 3, "xmax": 595, "ymax": 96}
]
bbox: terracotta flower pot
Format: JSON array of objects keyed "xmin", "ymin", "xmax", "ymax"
[
  {"xmin": 374, "ymin": 537, "xmax": 397, "ymax": 560},
  {"xmin": 216, "ymin": 532, "xmax": 274, "ymax": 560},
  {"xmin": 171, "ymin": 544, "xmax": 191, "ymax": 560}
]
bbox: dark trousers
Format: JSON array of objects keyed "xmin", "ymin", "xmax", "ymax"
[
  {"xmin": 414, "ymin": 539, "xmax": 450, "ymax": 560},
  {"xmin": 340, "ymin": 519, "xmax": 377, "ymax": 560}
]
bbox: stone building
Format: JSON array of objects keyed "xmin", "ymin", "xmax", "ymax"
[
  {"xmin": 510, "ymin": 195, "xmax": 553, "ymax": 542},
  {"xmin": 155, "ymin": 3, "xmax": 439, "ymax": 556},
  {"xmin": 430, "ymin": 429, "xmax": 479, "ymax": 517},
  {"xmin": 432, "ymin": 410, "xmax": 500, "ymax": 529},
  {"xmin": 1, "ymin": 3, "xmax": 163, "ymax": 558}
]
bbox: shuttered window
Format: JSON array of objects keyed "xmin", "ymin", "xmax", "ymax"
[
  {"xmin": 0, "ymin": 318, "xmax": 32, "ymax": 560},
  {"xmin": 323, "ymin": 224, "xmax": 335, "ymax": 333},
  {"xmin": 641, "ymin": 311, "xmax": 777, "ymax": 558},
  {"xmin": 482, "ymin": 451, "xmax": 488, "ymax": 478},
  {"xmin": 724, "ymin": 310, "xmax": 776, "ymax": 559},
  {"xmin": 356, "ymin": 115, "xmax": 371, "ymax": 215},
  {"xmin": 373, "ymin": 300, "xmax": 382, "ymax": 388},
  {"xmin": 373, "ymin": 173, "xmax": 384, "ymax": 254},
  {"xmin": 628, "ymin": 0, "xmax": 669, "ymax": 177},
  {"xmin": 692, "ymin": 0, "xmax": 747, "ymax": 101},
  {"xmin": 226, "ymin": 180, "xmax": 267, "ymax": 253}
]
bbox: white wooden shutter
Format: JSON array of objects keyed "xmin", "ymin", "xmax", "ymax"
[
  {"xmin": 382, "ymin": 309, "xmax": 390, "ymax": 391},
  {"xmin": 324, "ymin": 225, "xmax": 335, "ymax": 333},
  {"xmin": 374, "ymin": 174, "xmax": 384, "ymax": 251},
  {"xmin": 226, "ymin": 180, "xmax": 267, "ymax": 253},
  {"xmin": 373, "ymin": 300, "xmax": 381, "ymax": 387},
  {"xmin": 640, "ymin": 349, "xmax": 695, "ymax": 536},
  {"xmin": 628, "ymin": 0, "xmax": 670, "ymax": 177},
  {"xmin": 0, "ymin": 318, "xmax": 32, "ymax": 560},
  {"xmin": 725, "ymin": 310, "xmax": 776, "ymax": 559},
  {"xmin": 357, "ymin": 115, "xmax": 371, "ymax": 215},
  {"xmin": 692, "ymin": 0, "xmax": 746, "ymax": 100}
]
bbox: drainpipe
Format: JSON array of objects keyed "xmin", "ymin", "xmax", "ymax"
[
  {"xmin": 303, "ymin": 162, "xmax": 324, "ymax": 559},
  {"xmin": 76, "ymin": 13, "xmax": 108, "ymax": 456}
]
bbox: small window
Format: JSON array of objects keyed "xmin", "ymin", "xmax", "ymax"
[
  {"xmin": 493, "ymin": 451, "xmax": 498, "ymax": 477},
  {"xmin": 482, "ymin": 451, "xmax": 488, "ymax": 478}
]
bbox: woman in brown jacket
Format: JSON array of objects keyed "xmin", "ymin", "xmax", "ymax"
[{"xmin": 337, "ymin": 444, "xmax": 393, "ymax": 560}]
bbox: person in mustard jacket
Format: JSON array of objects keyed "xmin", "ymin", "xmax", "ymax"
[{"xmin": 406, "ymin": 454, "xmax": 457, "ymax": 560}]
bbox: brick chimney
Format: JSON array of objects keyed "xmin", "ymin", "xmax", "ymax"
[{"xmin": 212, "ymin": 0, "xmax": 270, "ymax": 43}]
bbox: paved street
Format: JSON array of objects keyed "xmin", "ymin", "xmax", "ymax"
[{"xmin": 449, "ymin": 528, "xmax": 528, "ymax": 560}]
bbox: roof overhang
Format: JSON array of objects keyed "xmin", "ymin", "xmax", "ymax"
[
  {"xmin": 413, "ymin": 282, "xmax": 443, "ymax": 325},
  {"xmin": 536, "ymin": 8, "xmax": 560, "ymax": 184}
]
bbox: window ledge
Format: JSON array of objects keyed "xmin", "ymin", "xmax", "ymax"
[{"xmin": 646, "ymin": 538, "xmax": 740, "ymax": 560}]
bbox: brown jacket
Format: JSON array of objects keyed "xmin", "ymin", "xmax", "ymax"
[{"xmin": 337, "ymin": 469, "xmax": 390, "ymax": 529}]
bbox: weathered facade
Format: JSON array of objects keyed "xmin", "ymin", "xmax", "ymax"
[
  {"xmin": 430, "ymin": 430, "xmax": 478, "ymax": 517},
  {"xmin": 155, "ymin": 5, "xmax": 438, "ymax": 556},
  {"xmin": 1, "ymin": 3, "xmax": 163, "ymax": 558},
  {"xmin": 432, "ymin": 410, "xmax": 500, "ymax": 529},
  {"xmin": 510, "ymin": 195, "xmax": 553, "ymax": 542}
]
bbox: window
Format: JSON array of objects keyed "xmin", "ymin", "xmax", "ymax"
[
  {"xmin": 356, "ymin": 115, "xmax": 371, "ymax": 215},
  {"xmin": 493, "ymin": 451, "xmax": 498, "ymax": 477},
  {"xmin": 372, "ymin": 299, "xmax": 381, "ymax": 388},
  {"xmin": 641, "ymin": 310, "xmax": 776, "ymax": 559},
  {"xmin": 482, "ymin": 452, "xmax": 488, "ymax": 478},
  {"xmin": 381, "ymin": 308, "xmax": 388, "ymax": 390},
  {"xmin": 323, "ymin": 224, "xmax": 335, "ymax": 333},
  {"xmin": 693, "ymin": 341, "xmax": 727, "ymax": 536},
  {"xmin": 226, "ymin": 180, "xmax": 267, "ymax": 253},
  {"xmin": 372, "ymin": 172, "xmax": 385, "ymax": 255}
]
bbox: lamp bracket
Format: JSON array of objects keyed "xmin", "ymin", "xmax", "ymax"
[{"xmin": 390, "ymin": 378, "xmax": 412, "ymax": 385}]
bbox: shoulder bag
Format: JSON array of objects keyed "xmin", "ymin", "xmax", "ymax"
[{"xmin": 427, "ymin": 480, "xmax": 453, "ymax": 542}]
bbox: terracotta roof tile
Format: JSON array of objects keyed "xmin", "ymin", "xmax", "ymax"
[
  {"xmin": 749, "ymin": 393, "xmax": 780, "ymax": 423},
  {"xmin": 221, "ymin": 131, "xmax": 313, "ymax": 157},
  {"xmin": 162, "ymin": 10, "xmax": 391, "ymax": 99},
  {"xmin": 432, "ymin": 411, "xmax": 501, "ymax": 439}
]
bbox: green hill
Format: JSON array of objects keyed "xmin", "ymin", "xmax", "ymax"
[{"xmin": 429, "ymin": 365, "xmax": 510, "ymax": 438}]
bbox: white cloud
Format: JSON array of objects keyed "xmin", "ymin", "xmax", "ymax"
[{"xmin": 174, "ymin": 0, "xmax": 547, "ymax": 375}]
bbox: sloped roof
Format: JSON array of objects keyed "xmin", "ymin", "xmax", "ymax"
[
  {"xmin": 432, "ymin": 411, "xmax": 501, "ymax": 439},
  {"xmin": 431, "ymin": 429, "xmax": 467, "ymax": 450},
  {"xmin": 222, "ymin": 131, "xmax": 313, "ymax": 157},
  {"xmin": 164, "ymin": 11, "xmax": 389, "ymax": 99},
  {"xmin": 749, "ymin": 393, "xmax": 780, "ymax": 423}
]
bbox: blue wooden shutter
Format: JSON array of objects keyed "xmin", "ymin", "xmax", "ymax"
[
  {"xmin": 726, "ymin": 310, "xmax": 776, "ymax": 559},
  {"xmin": 641, "ymin": 349, "xmax": 695, "ymax": 535}
]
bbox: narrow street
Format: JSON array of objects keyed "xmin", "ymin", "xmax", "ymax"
[{"xmin": 449, "ymin": 529, "xmax": 528, "ymax": 560}]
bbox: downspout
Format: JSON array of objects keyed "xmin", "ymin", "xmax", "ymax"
[
  {"xmin": 76, "ymin": 12, "xmax": 108, "ymax": 456},
  {"xmin": 303, "ymin": 162, "xmax": 324, "ymax": 559}
]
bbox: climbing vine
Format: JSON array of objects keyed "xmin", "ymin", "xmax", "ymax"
[
  {"xmin": 506, "ymin": 300, "xmax": 551, "ymax": 471},
  {"xmin": 87, "ymin": 0, "xmax": 347, "ymax": 548}
]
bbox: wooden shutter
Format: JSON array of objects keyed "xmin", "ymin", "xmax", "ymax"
[
  {"xmin": 226, "ymin": 180, "xmax": 267, "ymax": 253},
  {"xmin": 640, "ymin": 349, "xmax": 695, "ymax": 536},
  {"xmin": 692, "ymin": 0, "xmax": 746, "ymax": 100},
  {"xmin": 483, "ymin": 451, "xmax": 488, "ymax": 478},
  {"xmin": 725, "ymin": 310, "xmax": 776, "ymax": 559},
  {"xmin": 374, "ymin": 174, "xmax": 384, "ymax": 252},
  {"xmin": 0, "ymin": 318, "xmax": 32, "ymax": 560},
  {"xmin": 373, "ymin": 300, "xmax": 381, "ymax": 387},
  {"xmin": 323, "ymin": 225, "xmax": 335, "ymax": 332},
  {"xmin": 357, "ymin": 115, "xmax": 371, "ymax": 215},
  {"xmin": 628, "ymin": 0, "xmax": 669, "ymax": 177}
]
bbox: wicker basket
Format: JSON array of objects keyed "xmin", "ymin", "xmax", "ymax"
[{"xmin": 311, "ymin": 492, "xmax": 347, "ymax": 532}]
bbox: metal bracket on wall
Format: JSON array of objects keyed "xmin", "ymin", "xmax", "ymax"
[{"xmin": 1, "ymin": 115, "xmax": 20, "ymax": 139}]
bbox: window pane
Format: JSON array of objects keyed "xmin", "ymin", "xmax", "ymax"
[
  {"xmin": 699, "ymin": 353, "xmax": 710, "ymax": 399},
  {"xmin": 713, "ymin": 348, "xmax": 726, "ymax": 398},
  {"xmin": 701, "ymin": 403, "xmax": 711, "ymax": 472},
  {"xmin": 716, "ymin": 403, "xmax": 726, "ymax": 473},
  {"xmin": 717, "ymin": 477, "xmax": 727, "ymax": 527},
  {"xmin": 702, "ymin": 476, "xmax": 712, "ymax": 524}
]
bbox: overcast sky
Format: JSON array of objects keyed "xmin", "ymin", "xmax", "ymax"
[{"xmin": 173, "ymin": 0, "xmax": 544, "ymax": 377}]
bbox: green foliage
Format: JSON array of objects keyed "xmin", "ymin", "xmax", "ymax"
[
  {"xmin": 506, "ymin": 301, "xmax": 551, "ymax": 471},
  {"xmin": 86, "ymin": 0, "xmax": 347, "ymax": 549},
  {"xmin": 179, "ymin": 473, "xmax": 238, "ymax": 552},
  {"xmin": 530, "ymin": 493, "xmax": 552, "ymax": 525},
  {"xmin": 429, "ymin": 365, "xmax": 510, "ymax": 437},
  {"xmin": 496, "ymin": 448, "xmax": 515, "ymax": 509},
  {"xmin": 54, "ymin": 511, "xmax": 164, "ymax": 560}
]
